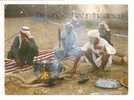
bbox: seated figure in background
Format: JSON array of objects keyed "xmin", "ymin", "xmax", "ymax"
[{"xmin": 98, "ymin": 21, "xmax": 113, "ymax": 45}]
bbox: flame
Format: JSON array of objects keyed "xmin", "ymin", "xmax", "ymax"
[{"xmin": 40, "ymin": 70, "xmax": 49, "ymax": 80}]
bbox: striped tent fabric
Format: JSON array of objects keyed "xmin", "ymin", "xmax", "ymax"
[{"xmin": 5, "ymin": 49, "xmax": 56, "ymax": 74}]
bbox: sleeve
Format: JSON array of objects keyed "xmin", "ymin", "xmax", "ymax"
[
  {"xmin": 99, "ymin": 38, "xmax": 116, "ymax": 55},
  {"xmin": 105, "ymin": 43, "xmax": 116, "ymax": 55},
  {"xmin": 7, "ymin": 36, "xmax": 20, "ymax": 59},
  {"xmin": 11, "ymin": 36, "xmax": 20, "ymax": 49},
  {"xmin": 29, "ymin": 38, "xmax": 39, "ymax": 56}
]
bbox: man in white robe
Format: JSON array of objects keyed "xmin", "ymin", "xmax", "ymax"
[{"xmin": 81, "ymin": 30, "xmax": 116, "ymax": 71}]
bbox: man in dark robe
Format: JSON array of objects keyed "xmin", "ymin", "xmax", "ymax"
[{"xmin": 7, "ymin": 26, "xmax": 39, "ymax": 65}]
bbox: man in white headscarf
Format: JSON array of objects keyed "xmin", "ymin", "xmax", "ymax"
[
  {"xmin": 8, "ymin": 26, "xmax": 39, "ymax": 66},
  {"xmin": 81, "ymin": 29, "xmax": 116, "ymax": 71}
]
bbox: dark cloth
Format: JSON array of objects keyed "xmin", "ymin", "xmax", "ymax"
[
  {"xmin": 85, "ymin": 49, "xmax": 98, "ymax": 68},
  {"xmin": 99, "ymin": 30, "xmax": 112, "ymax": 45},
  {"xmin": 7, "ymin": 36, "xmax": 39, "ymax": 65},
  {"xmin": 7, "ymin": 36, "xmax": 20, "ymax": 59}
]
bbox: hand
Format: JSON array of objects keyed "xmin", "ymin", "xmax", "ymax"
[{"xmin": 99, "ymin": 48, "xmax": 107, "ymax": 54}]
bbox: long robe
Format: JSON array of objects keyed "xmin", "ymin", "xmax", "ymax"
[
  {"xmin": 8, "ymin": 36, "xmax": 39, "ymax": 65},
  {"xmin": 55, "ymin": 31, "xmax": 82, "ymax": 60}
]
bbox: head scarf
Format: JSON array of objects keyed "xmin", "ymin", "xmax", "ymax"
[
  {"xmin": 87, "ymin": 29, "xmax": 100, "ymax": 44},
  {"xmin": 64, "ymin": 22, "xmax": 73, "ymax": 33},
  {"xmin": 18, "ymin": 26, "xmax": 32, "ymax": 48},
  {"xmin": 98, "ymin": 21, "xmax": 110, "ymax": 32}
]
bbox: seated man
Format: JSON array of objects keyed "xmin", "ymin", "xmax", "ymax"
[
  {"xmin": 55, "ymin": 22, "xmax": 82, "ymax": 73},
  {"xmin": 81, "ymin": 30, "xmax": 116, "ymax": 71},
  {"xmin": 7, "ymin": 26, "xmax": 39, "ymax": 66},
  {"xmin": 98, "ymin": 21, "xmax": 113, "ymax": 45}
]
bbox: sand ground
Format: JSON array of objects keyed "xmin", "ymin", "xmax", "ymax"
[{"xmin": 5, "ymin": 17, "xmax": 128, "ymax": 95}]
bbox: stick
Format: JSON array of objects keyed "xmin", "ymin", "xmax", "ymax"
[{"xmin": 58, "ymin": 28, "xmax": 61, "ymax": 48}]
